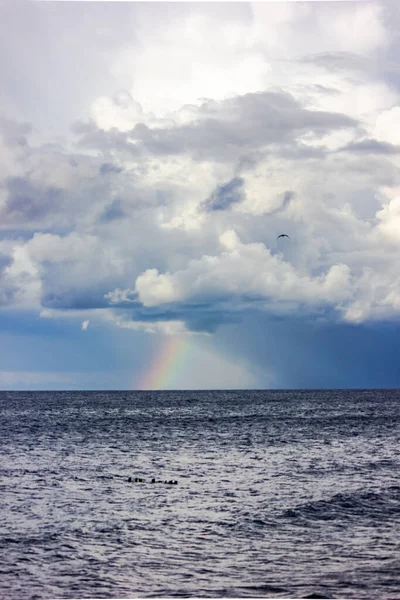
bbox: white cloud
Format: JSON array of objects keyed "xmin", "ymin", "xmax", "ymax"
[
  {"xmin": 134, "ymin": 268, "xmax": 182, "ymax": 307},
  {"xmin": 132, "ymin": 230, "xmax": 353, "ymax": 311},
  {"xmin": 376, "ymin": 190, "xmax": 400, "ymax": 242},
  {"xmin": 100, "ymin": 2, "xmax": 388, "ymax": 120},
  {"xmin": 110, "ymin": 316, "xmax": 190, "ymax": 336},
  {"xmin": 3, "ymin": 244, "xmax": 42, "ymax": 308},
  {"xmin": 374, "ymin": 106, "xmax": 400, "ymax": 145},
  {"xmin": 27, "ymin": 232, "xmax": 98, "ymax": 264}
]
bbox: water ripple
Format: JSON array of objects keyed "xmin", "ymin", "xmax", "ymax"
[{"xmin": 0, "ymin": 389, "xmax": 399, "ymax": 599}]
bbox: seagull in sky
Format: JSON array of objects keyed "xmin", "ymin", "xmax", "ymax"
[{"xmin": 277, "ymin": 234, "xmax": 290, "ymax": 240}]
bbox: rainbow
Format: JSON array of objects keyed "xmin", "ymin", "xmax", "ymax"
[{"xmin": 135, "ymin": 335, "xmax": 188, "ymax": 390}]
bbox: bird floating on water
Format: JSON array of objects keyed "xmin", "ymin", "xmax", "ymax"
[
  {"xmin": 277, "ymin": 234, "xmax": 290, "ymax": 240},
  {"xmin": 128, "ymin": 476, "xmax": 177, "ymax": 484}
]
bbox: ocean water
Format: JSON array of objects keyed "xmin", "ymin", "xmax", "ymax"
[{"xmin": 0, "ymin": 390, "xmax": 399, "ymax": 600}]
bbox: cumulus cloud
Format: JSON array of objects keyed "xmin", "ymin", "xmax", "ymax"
[{"xmin": 130, "ymin": 230, "xmax": 353, "ymax": 312}]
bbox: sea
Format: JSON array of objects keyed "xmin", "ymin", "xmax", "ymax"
[{"xmin": 0, "ymin": 389, "xmax": 399, "ymax": 600}]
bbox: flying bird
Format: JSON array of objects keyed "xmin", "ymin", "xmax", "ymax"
[{"xmin": 277, "ymin": 234, "xmax": 290, "ymax": 240}]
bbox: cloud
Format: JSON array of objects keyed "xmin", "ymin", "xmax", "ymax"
[
  {"xmin": 107, "ymin": 314, "xmax": 190, "ymax": 336},
  {"xmin": 131, "ymin": 230, "xmax": 353, "ymax": 313},
  {"xmin": 215, "ymin": 311, "xmax": 400, "ymax": 389},
  {"xmin": 99, "ymin": 162, "xmax": 123, "ymax": 176},
  {"xmin": 2, "ymin": 176, "xmax": 63, "ymax": 222},
  {"xmin": 27, "ymin": 232, "xmax": 99, "ymax": 264},
  {"xmin": 76, "ymin": 91, "xmax": 359, "ymax": 165},
  {"xmin": 1, "ymin": 244, "xmax": 41, "ymax": 308},
  {"xmin": 301, "ymin": 51, "xmax": 371, "ymax": 73},
  {"xmin": 0, "ymin": 252, "xmax": 16, "ymax": 306},
  {"xmin": 2, "ymin": 0, "xmax": 400, "ymax": 356},
  {"xmin": 0, "ymin": 117, "xmax": 32, "ymax": 148},
  {"xmin": 203, "ymin": 177, "xmax": 245, "ymax": 212},
  {"xmin": 337, "ymin": 138, "xmax": 400, "ymax": 155},
  {"xmin": 374, "ymin": 106, "xmax": 400, "ymax": 145},
  {"xmin": 104, "ymin": 1, "xmax": 387, "ymax": 119},
  {"xmin": 98, "ymin": 199, "xmax": 125, "ymax": 223}
]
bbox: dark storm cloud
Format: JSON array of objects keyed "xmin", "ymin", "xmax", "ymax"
[
  {"xmin": 73, "ymin": 91, "xmax": 359, "ymax": 162},
  {"xmin": 111, "ymin": 301, "xmax": 244, "ymax": 334},
  {"xmin": 41, "ymin": 290, "xmax": 111, "ymax": 310},
  {"xmin": 40, "ymin": 279, "xmax": 254, "ymax": 333},
  {"xmin": 99, "ymin": 162, "xmax": 123, "ymax": 176},
  {"xmin": 43, "ymin": 287, "xmax": 223, "ymax": 330},
  {"xmin": 203, "ymin": 177, "xmax": 245, "ymax": 211},
  {"xmin": 109, "ymin": 290, "xmax": 350, "ymax": 335},
  {"xmin": 216, "ymin": 312, "xmax": 400, "ymax": 389},
  {"xmin": 98, "ymin": 199, "xmax": 126, "ymax": 223},
  {"xmin": 0, "ymin": 122, "xmax": 133, "ymax": 230},
  {"xmin": 3, "ymin": 177, "xmax": 63, "ymax": 222},
  {"xmin": 136, "ymin": 92, "xmax": 359, "ymax": 159}
]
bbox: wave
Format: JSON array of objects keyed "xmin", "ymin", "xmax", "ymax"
[{"xmin": 283, "ymin": 485, "xmax": 400, "ymax": 524}]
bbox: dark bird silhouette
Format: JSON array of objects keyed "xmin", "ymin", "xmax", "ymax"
[{"xmin": 277, "ymin": 234, "xmax": 290, "ymax": 240}]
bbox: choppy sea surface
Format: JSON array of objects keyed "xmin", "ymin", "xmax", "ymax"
[{"xmin": 0, "ymin": 389, "xmax": 399, "ymax": 600}]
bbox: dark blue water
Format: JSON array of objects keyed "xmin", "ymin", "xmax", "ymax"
[{"xmin": 0, "ymin": 390, "xmax": 399, "ymax": 599}]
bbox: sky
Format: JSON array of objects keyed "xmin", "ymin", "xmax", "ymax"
[{"xmin": 1, "ymin": 0, "xmax": 400, "ymax": 390}]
